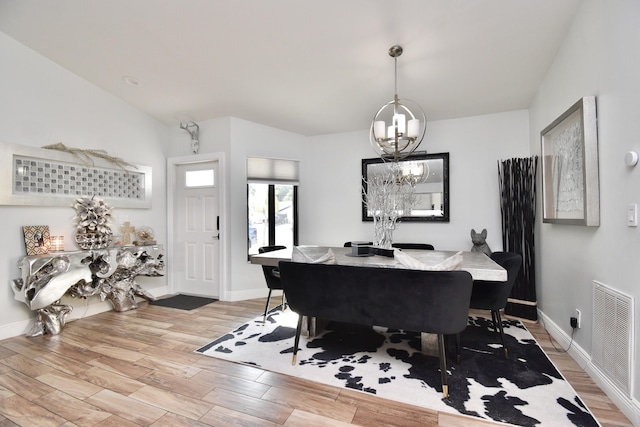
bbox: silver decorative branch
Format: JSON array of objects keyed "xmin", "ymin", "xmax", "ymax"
[
  {"xmin": 43, "ymin": 143, "xmax": 137, "ymax": 170},
  {"xmin": 363, "ymin": 162, "xmax": 417, "ymax": 248}
]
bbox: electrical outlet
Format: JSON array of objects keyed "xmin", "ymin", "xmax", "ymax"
[
  {"xmin": 570, "ymin": 316, "xmax": 578, "ymax": 329},
  {"xmin": 575, "ymin": 309, "xmax": 581, "ymax": 329}
]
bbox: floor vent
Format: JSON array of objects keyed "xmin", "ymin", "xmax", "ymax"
[{"xmin": 592, "ymin": 281, "xmax": 634, "ymax": 397}]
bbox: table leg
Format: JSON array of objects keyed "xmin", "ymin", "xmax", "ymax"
[
  {"xmin": 421, "ymin": 332, "xmax": 439, "ymax": 356},
  {"xmin": 300, "ymin": 316, "xmax": 330, "ymax": 337}
]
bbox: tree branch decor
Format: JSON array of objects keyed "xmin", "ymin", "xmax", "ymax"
[
  {"xmin": 498, "ymin": 156, "xmax": 538, "ymax": 321},
  {"xmin": 363, "ymin": 162, "xmax": 417, "ymax": 248},
  {"xmin": 43, "ymin": 143, "xmax": 137, "ymax": 171}
]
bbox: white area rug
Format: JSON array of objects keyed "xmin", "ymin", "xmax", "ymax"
[{"xmin": 196, "ymin": 307, "xmax": 599, "ymax": 427}]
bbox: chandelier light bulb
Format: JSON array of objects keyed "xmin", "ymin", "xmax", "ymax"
[{"xmin": 407, "ymin": 119, "xmax": 419, "ymax": 138}]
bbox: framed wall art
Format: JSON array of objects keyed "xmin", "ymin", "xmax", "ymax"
[
  {"xmin": 541, "ymin": 96, "xmax": 599, "ymax": 226},
  {"xmin": 0, "ymin": 141, "xmax": 152, "ymax": 209},
  {"xmin": 23, "ymin": 225, "xmax": 51, "ymax": 255}
]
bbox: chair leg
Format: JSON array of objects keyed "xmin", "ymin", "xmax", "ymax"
[
  {"xmin": 491, "ymin": 310, "xmax": 499, "ymax": 333},
  {"xmin": 281, "ymin": 292, "xmax": 286, "ymax": 311},
  {"xmin": 262, "ymin": 289, "xmax": 273, "ymax": 323},
  {"xmin": 455, "ymin": 333, "xmax": 461, "ymax": 364},
  {"xmin": 492, "ymin": 309, "xmax": 509, "ymax": 359},
  {"xmin": 292, "ymin": 315, "xmax": 303, "ymax": 365},
  {"xmin": 437, "ymin": 333, "xmax": 449, "ymax": 399}
]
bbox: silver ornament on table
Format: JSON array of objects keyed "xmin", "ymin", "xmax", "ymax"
[{"xmin": 72, "ymin": 195, "xmax": 113, "ymax": 250}]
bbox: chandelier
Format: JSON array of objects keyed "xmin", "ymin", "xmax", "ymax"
[{"xmin": 369, "ymin": 45, "xmax": 426, "ymax": 160}]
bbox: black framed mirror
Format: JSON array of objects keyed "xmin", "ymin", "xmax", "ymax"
[{"xmin": 361, "ymin": 152, "xmax": 449, "ymax": 222}]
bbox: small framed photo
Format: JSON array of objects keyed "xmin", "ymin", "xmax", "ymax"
[
  {"xmin": 541, "ymin": 96, "xmax": 599, "ymax": 226},
  {"xmin": 23, "ymin": 225, "xmax": 51, "ymax": 255}
]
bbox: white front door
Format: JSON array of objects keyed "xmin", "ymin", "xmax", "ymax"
[{"xmin": 173, "ymin": 161, "xmax": 220, "ymax": 298}]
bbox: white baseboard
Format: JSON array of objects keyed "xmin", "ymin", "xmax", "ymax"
[
  {"xmin": 537, "ymin": 310, "xmax": 591, "ymax": 368},
  {"xmin": 538, "ymin": 310, "xmax": 640, "ymax": 426},
  {"xmin": 146, "ymin": 285, "xmax": 170, "ymax": 299},
  {"xmin": 0, "ymin": 319, "xmax": 32, "ymax": 340},
  {"xmin": 1, "ymin": 286, "xmax": 171, "ymax": 341},
  {"xmin": 0, "ymin": 298, "xmax": 115, "ymax": 340}
]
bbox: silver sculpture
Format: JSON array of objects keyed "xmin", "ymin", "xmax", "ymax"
[
  {"xmin": 180, "ymin": 121, "xmax": 200, "ymax": 154},
  {"xmin": 12, "ymin": 246, "xmax": 164, "ymax": 336},
  {"xmin": 96, "ymin": 248, "xmax": 163, "ymax": 312},
  {"xmin": 27, "ymin": 302, "xmax": 73, "ymax": 337}
]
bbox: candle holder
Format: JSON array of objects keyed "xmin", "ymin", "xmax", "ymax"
[{"xmin": 51, "ymin": 236, "xmax": 65, "ymax": 252}]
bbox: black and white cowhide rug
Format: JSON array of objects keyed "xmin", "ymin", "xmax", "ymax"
[{"xmin": 196, "ymin": 307, "xmax": 599, "ymax": 427}]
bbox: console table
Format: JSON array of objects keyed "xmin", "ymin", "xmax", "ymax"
[{"xmin": 11, "ymin": 245, "xmax": 164, "ymax": 336}]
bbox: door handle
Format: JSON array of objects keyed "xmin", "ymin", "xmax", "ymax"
[{"xmin": 213, "ymin": 234, "xmax": 220, "ymax": 240}]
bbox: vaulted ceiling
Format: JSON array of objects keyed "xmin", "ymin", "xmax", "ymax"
[{"xmin": 0, "ymin": 0, "xmax": 581, "ymax": 136}]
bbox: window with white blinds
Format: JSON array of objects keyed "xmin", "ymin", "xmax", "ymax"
[
  {"xmin": 247, "ymin": 157, "xmax": 299, "ymax": 257},
  {"xmin": 246, "ymin": 157, "xmax": 299, "ymax": 184}
]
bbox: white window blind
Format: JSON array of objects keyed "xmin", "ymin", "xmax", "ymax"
[{"xmin": 247, "ymin": 157, "xmax": 299, "ymax": 184}]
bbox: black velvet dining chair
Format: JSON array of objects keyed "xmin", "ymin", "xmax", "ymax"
[
  {"xmin": 392, "ymin": 243, "xmax": 435, "ymax": 250},
  {"xmin": 464, "ymin": 251, "xmax": 522, "ymax": 359},
  {"xmin": 258, "ymin": 245, "xmax": 287, "ymax": 323},
  {"xmin": 278, "ymin": 261, "xmax": 473, "ymax": 399}
]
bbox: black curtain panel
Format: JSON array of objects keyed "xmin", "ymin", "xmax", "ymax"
[{"xmin": 498, "ymin": 157, "xmax": 538, "ymax": 321}]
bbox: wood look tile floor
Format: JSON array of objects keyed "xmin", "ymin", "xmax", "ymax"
[{"xmin": 0, "ymin": 298, "xmax": 632, "ymax": 427}]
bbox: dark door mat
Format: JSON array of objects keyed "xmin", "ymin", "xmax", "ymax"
[{"xmin": 149, "ymin": 294, "xmax": 218, "ymax": 310}]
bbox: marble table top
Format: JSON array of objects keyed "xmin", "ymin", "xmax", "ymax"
[{"xmin": 250, "ymin": 245, "xmax": 506, "ymax": 282}]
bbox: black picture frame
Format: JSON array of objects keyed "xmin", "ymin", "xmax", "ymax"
[{"xmin": 361, "ymin": 152, "xmax": 450, "ymax": 222}]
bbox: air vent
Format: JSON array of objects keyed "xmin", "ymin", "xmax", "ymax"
[{"xmin": 592, "ymin": 281, "xmax": 634, "ymax": 397}]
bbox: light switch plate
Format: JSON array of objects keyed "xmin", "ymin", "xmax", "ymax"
[{"xmin": 628, "ymin": 204, "xmax": 638, "ymax": 226}]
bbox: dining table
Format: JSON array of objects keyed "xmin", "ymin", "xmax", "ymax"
[
  {"xmin": 250, "ymin": 245, "xmax": 507, "ymax": 355},
  {"xmin": 250, "ymin": 245, "xmax": 507, "ymax": 281}
]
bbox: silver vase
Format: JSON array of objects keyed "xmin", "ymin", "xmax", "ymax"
[{"xmin": 75, "ymin": 231, "xmax": 113, "ymax": 250}]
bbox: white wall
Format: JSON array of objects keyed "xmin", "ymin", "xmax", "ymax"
[
  {"xmin": 167, "ymin": 117, "xmax": 231, "ymax": 159},
  {"xmin": 0, "ymin": 32, "xmax": 169, "ymax": 339},
  {"xmin": 303, "ymin": 110, "xmax": 530, "ymax": 251},
  {"xmin": 530, "ymin": 0, "xmax": 640, "ymax": 421},
  {"xmin": 166, "ymin": 111, "xmax": 529, "ymax": 302},
  {"xmin": 167, "ymin": 116, "xmax": 308, "ymax": 300},
  {"xmin": 228, "ymin": 118, "xmax": 308, "ymax": 296}
]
